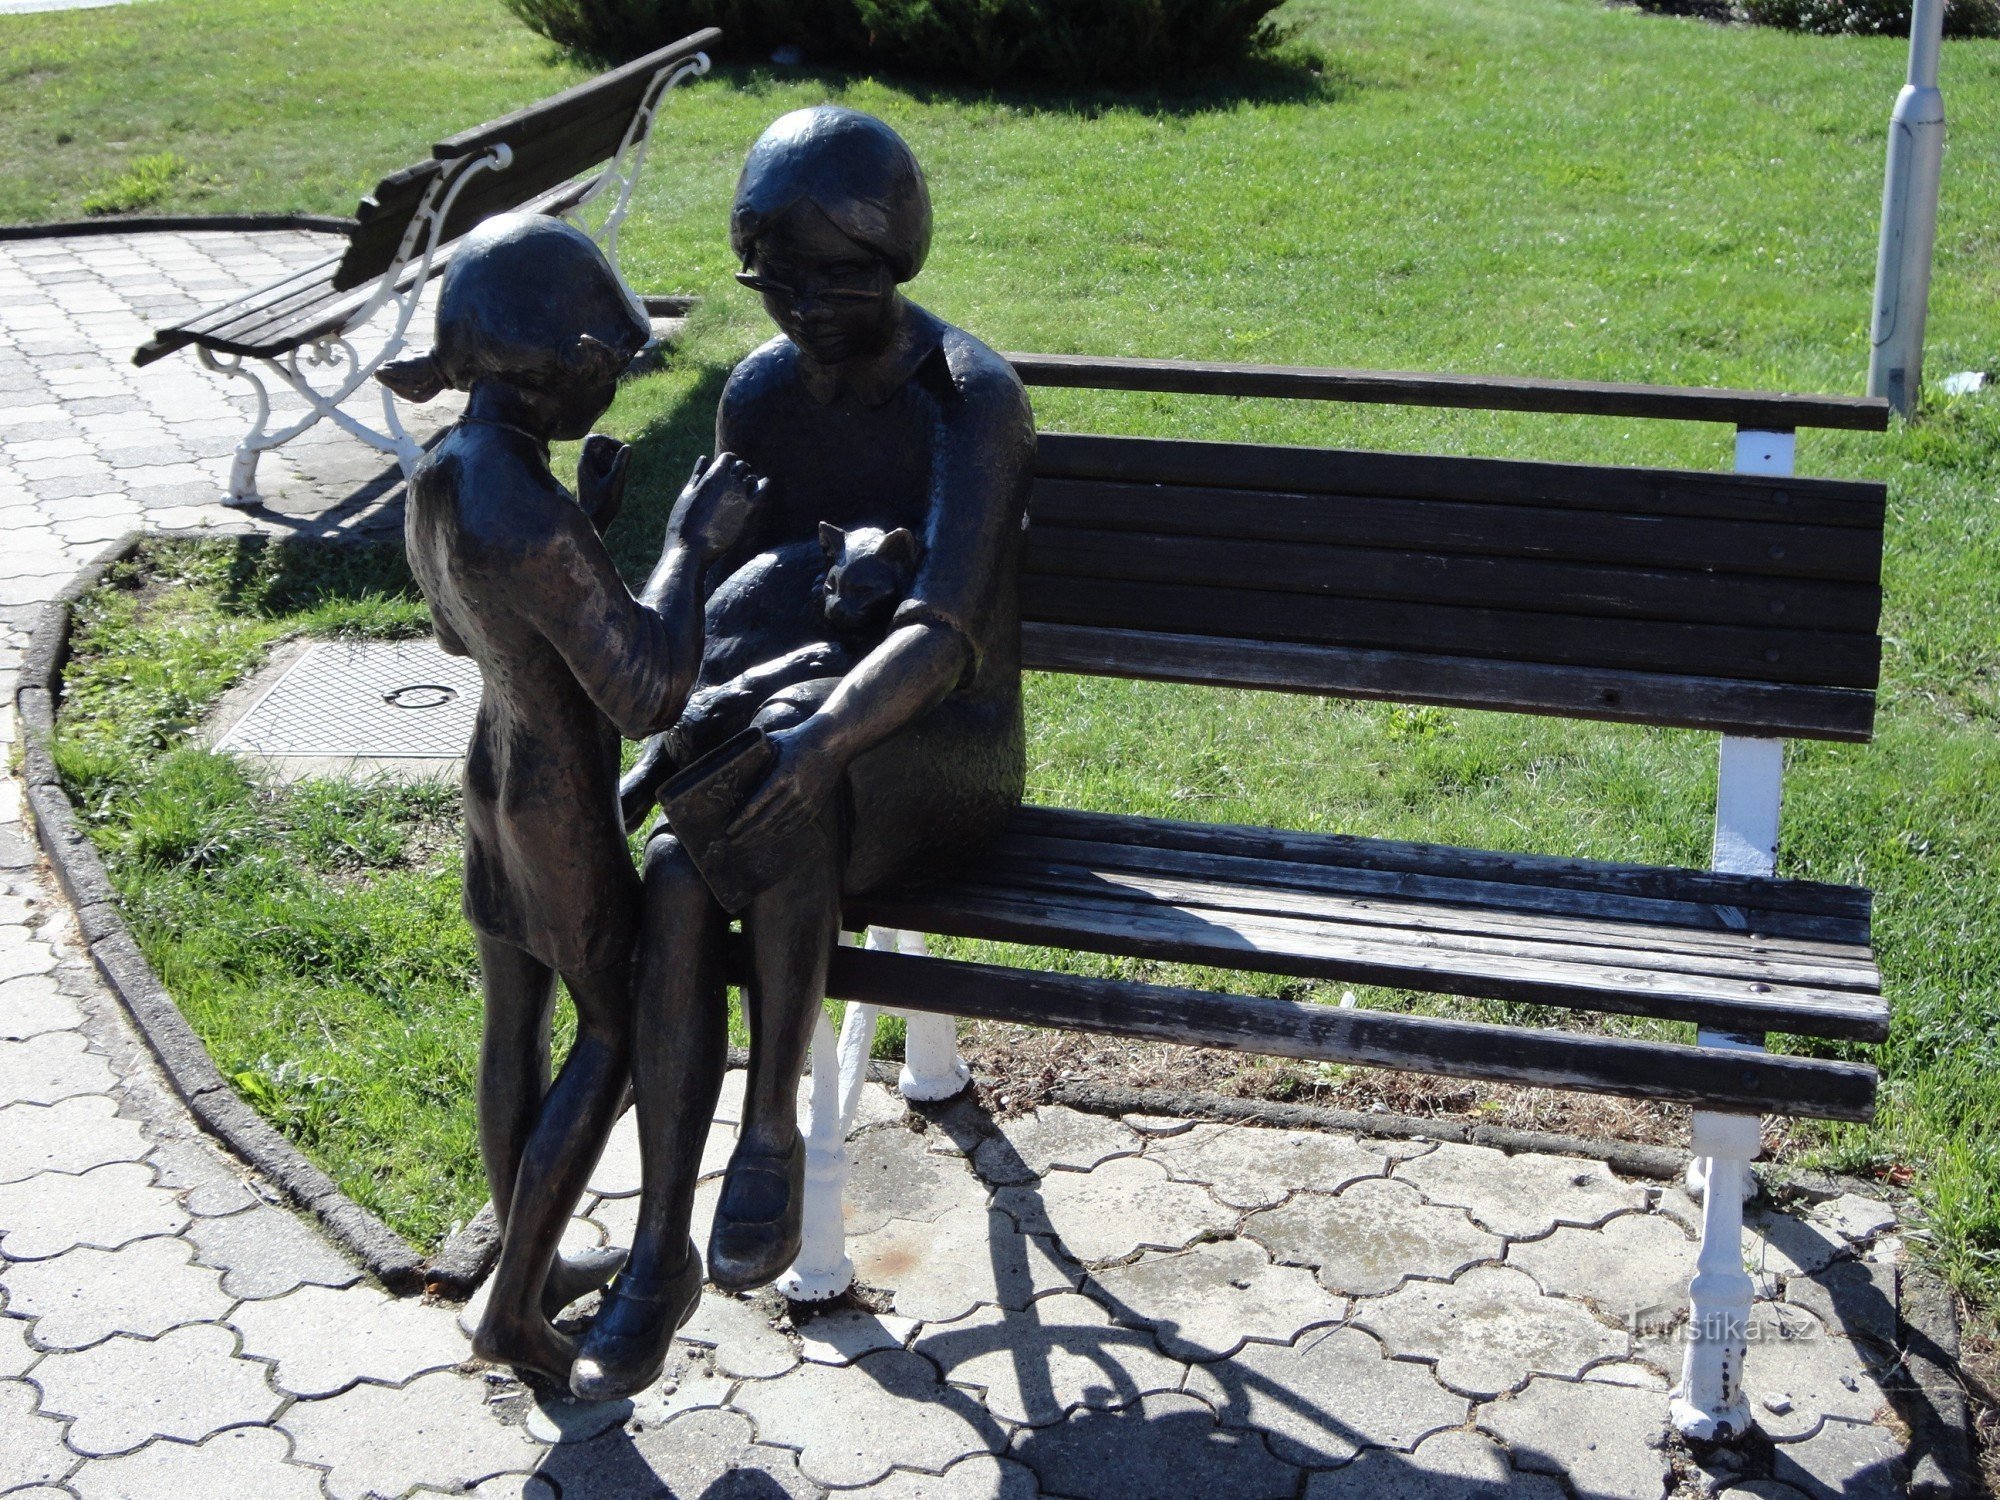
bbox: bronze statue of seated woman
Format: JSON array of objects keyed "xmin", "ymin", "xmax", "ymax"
[{"xmin": 571, "ymin": 105, "xmax": 1037, "ymax": 1399}]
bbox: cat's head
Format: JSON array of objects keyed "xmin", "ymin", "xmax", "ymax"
[{"xmin": 820, "ymin": 521, "xmax": 921, "ymax": 634}]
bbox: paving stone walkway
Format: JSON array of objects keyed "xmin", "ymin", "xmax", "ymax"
[{"xmin": 0, "ymin": 230, "xmax": 1925, "ymax": 1498}]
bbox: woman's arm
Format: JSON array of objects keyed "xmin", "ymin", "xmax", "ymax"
[{"xmin": 726, "ymin": 622, "xmax": 966, "ymax": 844}]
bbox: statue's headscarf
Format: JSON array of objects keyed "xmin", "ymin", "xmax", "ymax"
[{"xmin": 729, "ymin": 107, "xmax": 933, "ymax": 284}]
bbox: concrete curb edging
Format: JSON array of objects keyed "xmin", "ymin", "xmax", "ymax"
[
  {"xmin": 0, "ymin": 213, "xmax": 354, "ymax": 242},
  {"xmin": 18, "ymin": 533, "xmax": 433, "ymax": 1294}
]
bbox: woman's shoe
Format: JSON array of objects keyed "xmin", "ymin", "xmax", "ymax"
[
  {"xmin": 568, "ymin": 1239, "xmax": 703, "ymax": 1401},
  {"xmin": 706, "ymin": 1134, "xmax": 805, "ymax": 1291}
]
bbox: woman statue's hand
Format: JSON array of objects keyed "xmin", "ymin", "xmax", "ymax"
[
  {"xmin": 670, "ymin": 452, "xmax": 770, "ymax": 561},
  {"xmin": 727, "ymin": 720, "xmax": 844, "ymax": 849}
]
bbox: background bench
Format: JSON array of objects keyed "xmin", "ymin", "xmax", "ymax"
[
  {"xmin": 132, "ymin": 28, "xmax": 719, "ymax": 505},
  {"xmin": 793, "ymin": 358, "xmax": 1891, "ymax": 1447}
]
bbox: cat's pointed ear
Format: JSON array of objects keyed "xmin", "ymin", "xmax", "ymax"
[
  {"xmin": 878, "ymin": 527, "xmax": 920, "ymax": 568},
  {"xmin": 818, "ymin": 520, "xmax": 846, "ymax": 559}
]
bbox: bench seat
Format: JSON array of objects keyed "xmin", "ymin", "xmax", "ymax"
[{"xmin": 834, "ymin": 803, "xmax": 1881, "ymax": 1123}]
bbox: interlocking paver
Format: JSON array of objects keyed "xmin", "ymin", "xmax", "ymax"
[
  {"xmin": 1394, "ymin": 1143, "xmax": 1646, "ymax": 1238},
  {"xmin": 1739, "ymin": 1303, "xmax": 1896, "ymax": 1442},
  {"xmin": 183, "ymin": 1200, "xmax": 362, "ymax": 1297},
  {"xmin": 993, "ymin": 1155, "xmax": 1236, "ymax": 1263},
  {"xmin": 1784, "ymin": 1257, "xmax": 1898, "ymax": 1347},
  {"xmin": 0, "ymin": 1095, "xmax": 149, "ymax": 1184},
  {"xmin": 0, "ymin": 974, "xmax": 77, "ymax": 1039},
  {"xmin": 1184, "ymin": 1323, "xmax": 1467, "ymax": 1466},
  {"xmin": 32, "ymin": 1322, "xmax": 283, "ymax": 1456},
  {"xmin": 797, "ymin": 1305, "xmax": 917, "ymax": 1366},
  {"xmin": 1008, "ymin": 1389, "xmax": 1298, "ymax": 1500},
  {"xmin": 1506, "ymin": 1209, "xmax": 1696, "ymax": 1327},
  {"xmin": 846, "ymin": 1124, "xmax": 990, "ymax": 1237},
  {"xmin": 840, "ymin": 1453, "xmax": 1040, "ymax": 1498},
  {"xmin": 544, "ymin": 1406, "xmax": 819, "ymax": 1498},
  {"xmin": 0, "ymin": 1377, "xmax": 74, "ymax": 1490},
  {"xmin": 1303, "ymin": 1427, "xmax": 1569, "ymax": 1498},
  {"xmin": 1091, "ymin": 1238, "xmax": 1347, "ymax": 1361},
  {"xmin": 0, "ymin": 1029, "xmax": 115, "ymax": 1105},
  {"xmin": 1243, "ymin": 1176, "xmax": 1501, "ymax": 1296},
  {"xmin": 680, "ymin": 1291, "xmax": 800, "ymax": 1380},
  {"xmin": 68, "ymin": 1425, "xmax": 326, "ymax": 1500},
  {"xmin": 2, "ymin": 1235, "xmax": 230, "ymax": 1348},
  {"xmin": 853, "ymin": 1203, "xmax": 1081, "ymax": 1323},
  {"xmin": 732, "ymin": 1348, "xmax": 1002, "ymax": 1488},
  {"xmin": 1351, "ymin": 1264, "xmax": 1626, "ymax": 1399},
  {"xmin": 1146, "ymin": 1123, "xmax": 1413, "ymax": 1210},
  {"xmin": 0, "ymin": 1162, "xmax": 187, "ymax": 1259},
  {"xmin": 0, "ymin": 1313, "xmax": 37, "ymax": 1376},
  {"xmin": 969, "ymin": 1106, "xmax": 1144, "ymax": 1184},
  {"xmin": 280, "ymin": 1367, "xmax": 544, "ymax": 1500},
  {"xmin": 230, "ymin": 1281, "xmax": 463, "ymax": 1396},
  {"xmin": 914, "ymin": 1290, "xmax": 1185, "ymax": 1426},
  {"xmin": 1766, "ymin": 1417, "xmax": 1906, "ymax": 1499},
  {"xmin": 1476, "ymin": 1375, "xmax": 1672, "ymax": 1499}
]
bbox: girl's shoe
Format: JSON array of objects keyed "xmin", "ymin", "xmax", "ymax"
[{"xmin": 568, "ymin": 1239, "xmax": 703, "ymax": 1401}]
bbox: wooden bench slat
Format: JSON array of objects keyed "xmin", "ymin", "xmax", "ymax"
[
  {"xmin": 824, "ymin": 947, "xmax": 1879, "ymax": 1122},
  {"xmin": 852, "ymin": 882, "xmax": 1886, "ymax": 1042},
  {"xmin": 432, "ymin": 28, "xmax": 719, "ymax": 158},
  {"xmin": 1010, "ymin": 805, "xmax": 1871, "ymax": 923},
  {"xmin": 1022, "ymin": 623, "xmax": 1877, "ymax": 742},
  {"xmin": 979, "ymin": 852, "xmax": 1880, "ymax": 973},
  {"xmin": 1023, "ymin": 576, "xmax": 1880, "ymax": 690},
  {"xmin": 333, "ymin": 161, "xmax": 449, "ymax": 295},
  {"xmin": 1008, "ymin": 353, "xmax": 1892, "ymax": 434},
  {"xmin": 1027, "ymin": 525, "xmax": 1880, "ymax": 633},
  {"xmin": 1037, "ymin": 433, "xmax": 1889, "ymax": 529},
  {"xmin": 1033, "ymin": 479, "xmax": 1883, "ymax": 586}
]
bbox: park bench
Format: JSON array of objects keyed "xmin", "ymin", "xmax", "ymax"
[
  {"xmin": 131, "ymin": 28, "xmax": 719, "ymax": 506},
  {"xmin": 797, "ymin": 355, "xmax": 1891, "ymax": 1445}
]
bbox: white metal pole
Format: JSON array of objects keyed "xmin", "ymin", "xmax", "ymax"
[{"xmin": 1867, "ymin": 0, "xmax": 1946, "ymax": 415}]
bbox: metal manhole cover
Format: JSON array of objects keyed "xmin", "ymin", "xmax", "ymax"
[{"xmin": 214, "ymin": 639, "xmax": 482, "ymax": 760}]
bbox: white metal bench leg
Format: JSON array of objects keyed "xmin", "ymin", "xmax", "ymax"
[
  {"xmin": 1673, "ymin": 1105, "xmax": 1760, "ymax": 1441},
  {"xmin": 883, "ymin": 929, "xmax": 970, "ymax": 1101},
  {"xmin": 779, "ymin": 935, "xmax": 881, "ymax": 1302}
]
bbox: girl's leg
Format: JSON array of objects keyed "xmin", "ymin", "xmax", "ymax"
[
  {"xmin": 572, "ymin": 835, "xmax": 729, "ymax": 1400},
  {"xmin": 473, "ymin": 959, "xmax": 633, "ymax": 1384},
  {"xmin": 475, "ymin": 936, "xmax": 558, "ymax": 1232},
  {"xmin": 709, "ymin": 821, "xmax": 844, "ymax": 1291}
]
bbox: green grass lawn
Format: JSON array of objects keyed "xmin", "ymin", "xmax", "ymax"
[{"xmin": 20, "ymin": 0, "xmax": 2000, "ymax": 1322}]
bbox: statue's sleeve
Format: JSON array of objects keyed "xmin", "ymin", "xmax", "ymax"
[
  {"xmin": 892, "ymin": 359, "xmax": 1035, "ymax": 686},
  {"xmin": 512, "ymin": 505, "xmax": 694, "ymax": 740}
]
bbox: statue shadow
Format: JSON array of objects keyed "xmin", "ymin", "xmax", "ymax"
[{"xmin": 599, "ymin": 361, "xmax": 735, "ymax": 581}]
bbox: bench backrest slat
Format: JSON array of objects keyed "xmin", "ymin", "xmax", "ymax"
[
  {"xmin": 1022, "ymin": 432, "xmax": 1887, "ymax": 742},
  {"xmin": 1010, "ymin": 352, "xmax": 1892, "ymax": 432},
  {"xmin": 331, "ymin": 29, "xmax": 718, "ymax": 292}
]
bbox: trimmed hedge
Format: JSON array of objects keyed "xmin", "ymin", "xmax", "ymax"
[
  {"xmin": 502, "ymin": 0, "xmax": 1289, "ymax": 86},
  {"xmin": 1742, "ymin": 0, "xmax": 1999, "ymax": 34}
]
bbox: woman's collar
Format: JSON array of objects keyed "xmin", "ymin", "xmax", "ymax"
[{"xmin": 795, "ymin": 304, "xmax": 946, "ymax": 408}]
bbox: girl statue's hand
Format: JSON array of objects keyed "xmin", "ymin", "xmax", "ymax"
[
  {"xmin": 670, "ymin": 452, "xmax": 770, "ymax": 561},
  {"xmin": 577, "ymin": 434, "xmax": 631, "ymax": 532}
]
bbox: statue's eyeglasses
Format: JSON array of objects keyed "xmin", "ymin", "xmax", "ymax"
[{"xmin": 734, "ymin": 267, "xmax": 885, "ymax": 304}]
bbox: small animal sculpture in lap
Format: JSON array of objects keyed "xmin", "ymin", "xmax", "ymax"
[{"xmin": 620, "ymin": 521, "xmax": 922, "ymax": 827}]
